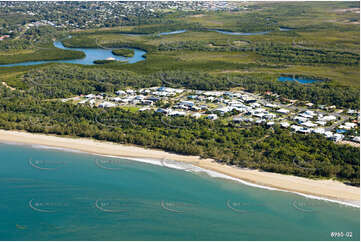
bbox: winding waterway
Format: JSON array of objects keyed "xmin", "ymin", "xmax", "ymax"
[
  {"xmin": 0, "ymin": 40, "xmax": 147, "ymax": 67},
  {"xmin": 211, "ymin": 27, "xmax": 292, "ymax": 36},
  {"xmin": 158, "ymin": 30, "xmax": 187, "ymax": 36},
  {"xmin": 0, "ymin": 28, "xmax": 295, "ymax": 67},
  {"xmin": 212, "ymin": 29, "xmax": 271, "ymax": 36}
]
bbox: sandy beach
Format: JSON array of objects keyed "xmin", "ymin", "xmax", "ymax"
[{"xmin": 0, "ymin": 129, "xmax": 359, "ymax": 206}]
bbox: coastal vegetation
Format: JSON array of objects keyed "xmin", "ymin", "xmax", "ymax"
[
  {"xmin": 93, "ymin": 59, "xmax": 118, "ymax": 64},
  {"xmin": 0, "ymin": 48, "xmax": 84, "ymax": 65},
  {"xmin": 0, "ymin": 1, "xmax": 359, "ymax": 186},
  {"xmin": 111, "ymin": 49, "xmax": 134, "ymax": 57}
]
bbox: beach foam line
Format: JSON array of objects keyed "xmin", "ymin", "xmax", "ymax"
[
  {"xmin": 2, "ymin": 140, "xmax": 359, "ymax": 208},
  {"xmin": 96, "ymin": 154, "xmax": 360, "ymax": 208},
  {"xmin": 30, "ymin": 144, "xmax": 86, "ymax": 154}
]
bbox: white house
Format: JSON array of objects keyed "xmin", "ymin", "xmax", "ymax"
[
  {"xmin": 156, "ymin": 108, "xmax": 171, "ymax": 114},
  {"xmin": 265, "ymin": 103, "xmax": 279, "ymax": 109},
  {"xmin": 277, "ymin": 108, "xmax": 290, "ymax": 114},
  {"xmin": 206, "ymin": 96, "xmax": 215, "ymax": 102},
  {"xmin": 250, "ymin": 103, "xmax": 261, "ymax": 108},
  {"xmin": 304, "ymin": 110, "xmax": 316, "ymax": 116},
  {"xmin": 135, "ymin": 95, "xmax": 146, "ymax": 100},
  {"xmin": 116, "ymin": 90, "xmax": 126, "ymax": 96},
  {"xmin": 344, "ymin": 122, "xmax": 357, "ymax": 129},
  {"xmin": 291, "ymin": 125, "xmax": 302, "ymax": 132},
  {"xmin": 294, "ymin": 116, "xmax": 308, "ymax": 123},
  {"xmin": 85, "ymin": 94, "xmax": 96, "ymax": 99},
  {"xmin": 312, "ymin": 128, "xmax": 325, "ymax": 134},
  {"xmin": 169, "ymin": 111, "xmax": 186, "ymax": 116},
  {"xmin": 347, "ymin": 109, "xmax": 357, "ymax": 114},
  {"xmin": 321, "ymin": 115, "xmax": 337, "ymax": 122},
  {"xmin": 191, "ymin": 113, "xmax": 202, "ymax": 119},
  {"xmin": 214, "ymin": 107, "xmax": 232, "ymax": 114},
  {"xmin": 190, "ymin": 106, "xmax": 201, "ymax": 111},
  {"xmin": 203, "ymin": 91, "xmax": 223, "ymax": 97},
  {"xmin": 179, "ymin": 101, "xmax": 195, "ymax": 107},
  {"xmin": 315, "ymin": 120, "xmax": 327, "ymax": 126},
  {"xmin": 324, "ymin": 131, "xmax": 333, "ymax": 138},
  {"xmin": 264, "ymin": 113, "xmax": 276, "ymax": 120},
  {"xmin": 112, "ymin": 97, "xmax": 123, "ymax": 102},
  {"xmin": 243, "ymin": 117, "xmax": 254, "ymax": 122},
  {"xmin": 301, "ymin": 121, "xmax": 317, "ymax": 128},
  {"xmin": 299, "ymin": 113, "xmax": 313, "ymax": 119},
  {"xmin": 98, "ymin": 102, "xmax": 116, "ymax": 108},
  {"xmin": 142, "ymin": 100, "xmax": 154, "ymax": 106},
  {"xmin": 200, "ymin": 105, "xmax": 209, "ymax": 110},
  {"xmin": 233, "ymin": 116, "xmax": 244, "ymax": 123},
  {"xmin": 280, "ymin": 122, "xmax": 290, "ymax": 128}
]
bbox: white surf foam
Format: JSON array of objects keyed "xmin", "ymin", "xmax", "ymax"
[
  {"xmin": 105, "ymin": 156, "xmax": 360, "ymax": 208},
  {"xmin": 30, "ymin": 144, "xmax": 86, "ymax": 154}
]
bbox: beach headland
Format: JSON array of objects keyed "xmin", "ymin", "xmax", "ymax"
[{"xmin": 0, "ymin": 129, "xmax": 359, "ymax": 206}]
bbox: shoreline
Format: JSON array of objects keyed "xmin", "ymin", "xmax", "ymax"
[{"xmin": 0, "ymin": 129, "xmax": 359, "ymax": 207}]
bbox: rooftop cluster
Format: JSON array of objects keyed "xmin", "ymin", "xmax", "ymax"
[
  {"xmin": 67, "ymin": 86, "xmax": 360, "ymax": 145},
  {"xmin": 0, "ymin": 1, "xmax": 245, "ymax": 35}
]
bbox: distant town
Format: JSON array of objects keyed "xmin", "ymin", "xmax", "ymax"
[{"xmin": 0, "ymin": 1, "xmax": 246, "ymax": 36}]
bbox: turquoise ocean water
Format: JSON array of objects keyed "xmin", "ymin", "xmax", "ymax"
[{"xmin": 0, "ymin": 143, "xmax": 359, "ymax": 241}]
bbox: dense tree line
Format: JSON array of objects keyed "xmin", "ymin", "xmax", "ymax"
[
  {"xmin": 157, "ymin": 40, "xmax": 360, "ymax": 66},
  {"xmin": 0, "ymin": 39, "xmax": 31, "ymax": 50},
  {"xmin": 252, "ymin": 42, "xmax": 360, "ymax": 66},
  {"xmin": 233, "ymin": 13, "xmax": 279, "ymax": 32},
  {"xmin": 0, "ymin": 26, "xmax": 67, "ymax": 51},
  {"xmin": 229, "ymin": 75, "xmax": 360, "ymax": 109},
  {"xmin": 0, "ymin": 47, "xmax": 84, "ymax": 65},
  {"xmin": 132, "ymin": 22, "xmax": 202, "ymax": 34}
]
